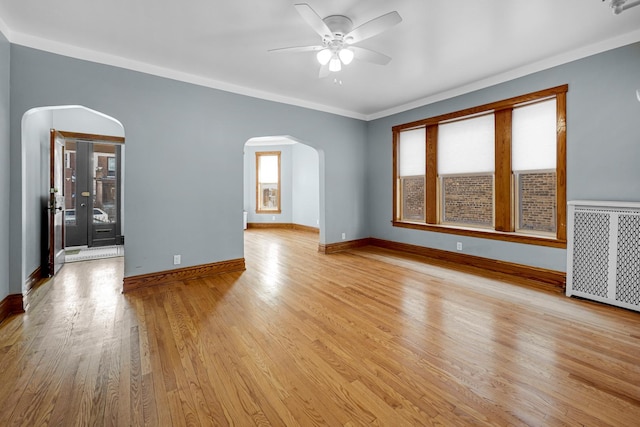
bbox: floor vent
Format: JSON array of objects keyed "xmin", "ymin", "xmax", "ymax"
[{"xmin": 566, "ymin": 201, "xmax": 640, "ymax": 312}]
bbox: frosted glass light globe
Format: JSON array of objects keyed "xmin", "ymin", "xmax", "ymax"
[
  {"xmin": 316, "ymin": 49, "xmax": 332, "ymax": 65},
  {"xmin": 338, "ymin": 48, "xmax": 354, "ymax": 65}
]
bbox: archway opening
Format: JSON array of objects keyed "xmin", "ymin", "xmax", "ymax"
[
  {"xmin": 242, "ymin": 135, "xmax": 324, "ymax": 243},
  {"xmin": 18, "ymin": 105, "xmax": 125, "ymax": 297}
]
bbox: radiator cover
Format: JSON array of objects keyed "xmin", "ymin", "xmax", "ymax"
[{"xmin": 566, "ymin": 200, "xmax": 640, "ymax": 312}]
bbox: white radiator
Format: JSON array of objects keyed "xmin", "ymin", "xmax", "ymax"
[{"xmin": 566, "ymin": 200, "xmax": 640, "ymax": 312}]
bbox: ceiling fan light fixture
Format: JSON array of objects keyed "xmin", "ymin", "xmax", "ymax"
[
  {"xmin": 272, "ymin": 4, "xmax": 402, "ymax": 77},
  {"xmin": 329, "ymin": 55, "xmax": 342, "ymax": 72},
  {"xmin": 338, "ymin": 48, "xmax": 354, "ymax": 65},
  {"xmin": 316, "ymin": 48, "xmax": 332, "ymax": 65}
]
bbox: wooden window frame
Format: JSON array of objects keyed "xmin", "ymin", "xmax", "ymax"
[
  {"xmin": 392, "ymin": 85, "xmax": 567, "ymax": 249},
  {"xmin": 256, "ymin": 151, "xmax": 282, "ymax": 214}
]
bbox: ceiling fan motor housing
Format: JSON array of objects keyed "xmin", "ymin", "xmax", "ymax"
[{"xmin": 322, "ymin": 15, "xmax": 353, "ymax": 41}]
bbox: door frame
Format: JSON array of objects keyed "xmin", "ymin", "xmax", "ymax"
[
  {"xmin": 58, "ymin": 131, "xmax": 126, "ymax": 246},
  {"xmin": 47, "ymin": 129, "xmax": 124, "ymax": 276},
  {"xmin": 48, "ymin": 130, "xmax": 66, "ymax": 275}
]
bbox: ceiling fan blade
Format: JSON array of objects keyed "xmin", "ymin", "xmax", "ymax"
[
  {"xmin": 351, "ymin": 46, "xmax": 392, "ymax": 65},
  {"xmin": 268, "ymin": 45, "xmax": 324, "ymax": 54},
  {"xmin": 318, "ymin": 63, "xmax": 330, "ymax": 78},
  {"xmin": 294, "ymin": 3, "xmax": 332, "ymax": 38},
  {"xmin": 345, "ymin": 11, "xmax": 402, "ymax": 44}
]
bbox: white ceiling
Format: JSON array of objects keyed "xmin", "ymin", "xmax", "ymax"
[{"xmin": 0, "ymin": 0, "xmax": 639, "ymax": 120}]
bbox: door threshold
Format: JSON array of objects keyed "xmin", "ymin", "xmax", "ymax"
[{"xmin": 65, "ymin": 245, "xmax": 124, "ymax": 263}]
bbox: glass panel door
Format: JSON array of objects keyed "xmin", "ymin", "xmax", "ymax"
[
  {"xmin": 64, "ymin": 140, "xmax": 90, "ymax": 247},
  {"xmin": 64, "ymin": 141, "xmax": 77, "ymax": 228},
  {"xmin": 92, "ymin": 143, "xmax": 118, "ymax": 224},
  {"xmin": 65, "ymin": 140, "xmax": 123, "ymax": 248},
  {"xmin": 90, "ymin": 143, "xmax": 120, "ymax": 246}
]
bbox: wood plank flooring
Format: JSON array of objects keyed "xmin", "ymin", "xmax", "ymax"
[{"xmin": 1, "ymin": 229, "xmax": 639, "ymax": 426}]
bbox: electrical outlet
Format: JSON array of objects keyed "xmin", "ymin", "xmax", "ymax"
[
  {"xmin": 456, "ymin": 242, "xmax": 463, "ymax": 251},
  {"xmin": 173, "ymin": 254, "xmax": 181, "ymax": 265},
  {"xmin": 272, "ymin": 216, "xmax": 276, "ymax": 220},
  {"xmin": 341, "ymin": 232, "xmax": 346, "ymax": 240}
]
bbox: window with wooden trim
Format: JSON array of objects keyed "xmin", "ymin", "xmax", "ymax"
[
  {"xmin": 256, "ymin": 151, "xmax": 281, "ymax": 214},
  {"xmin": 392, "ymin": 85, "xmax": 567, "ymax": 248},
  {"xmin": 438, "ymin": 113, "xmax": 495, "ymax": 228},
  {"xmin": 397, "ymin": 128, "xmax": 426, "ymax": 221}
]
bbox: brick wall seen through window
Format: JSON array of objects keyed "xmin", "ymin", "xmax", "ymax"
[
  {"xmin": 518, "ymin": 171, "xmax": 556, "ymax": 233},
  {"xmin": 402, "ymin": 177, "xmax": 425, "ymax": 220},
  {"xmin": 441, "ymin": 175, "xmax": 493, "ymax": 227}
]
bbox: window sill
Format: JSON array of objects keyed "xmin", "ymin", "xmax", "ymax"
[{"xmin": 392, "ymin": 221, "xmax": 567, "ymax": 249}]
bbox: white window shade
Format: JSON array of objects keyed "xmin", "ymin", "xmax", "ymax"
[
  {"xmin": 259, "ymin": 155, "xmax": 279, "ymax": 183},
  {"xmin": 438, "ymin": 114, "xmax": 495, "ymax": 175},
  {"xmin": 512, "ymin": 99, "xmax": 556, "ymax": 171},
  {"xmin": 399, "ymin": 128, "xmax": 426, "ymax": 177}
]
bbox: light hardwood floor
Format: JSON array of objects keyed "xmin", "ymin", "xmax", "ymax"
[{"xmin": 1, "ymin": 229, "xmax": 639, "ymax": 426}]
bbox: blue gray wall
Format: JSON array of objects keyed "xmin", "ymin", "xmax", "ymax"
[
  {"xmin": 292, "ymin": 143, "xmax": 320, "ymax": 229},
  {"xmin": 8, "ymin": 45, "xmax": 367, "ymax": 293},
  {"xmin": 21, "ymin": 109, "xmax": 52, "ymax": 285},
  {"xmin": 366, "ymin": 42, "xmax": 640, "ymax": 272},
  {"xmin": 0, "ymin": 31, "xmax": 10, "ymax": 301}
]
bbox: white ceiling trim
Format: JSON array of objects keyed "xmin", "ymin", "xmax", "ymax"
[
  {"xmin": 3, "ymin": 24, "xmax": 640, "ymax": 122},
  {"xmin": 6, "ymin": 29, "xmax": 368, "ymax": 121},
  {"xmin": 368, "ymin": 28, "xmax": 640, "ymax": 121},
  {"xmin": 246, "ymin": 136, "xmax": 298, "ymax": 146}
]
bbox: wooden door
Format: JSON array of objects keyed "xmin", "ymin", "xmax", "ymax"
[{"xmin": 48, "ymin": 130, "xmax": 65, "ymax": 275}]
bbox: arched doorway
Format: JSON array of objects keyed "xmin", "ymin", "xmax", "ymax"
[
  {"xmin": 243, "ymin": 136, "xmax": 323, "ymax": 239},
  {"xmin": 19, "ymin": 105, "xmax": 125, "ymax": 295}
]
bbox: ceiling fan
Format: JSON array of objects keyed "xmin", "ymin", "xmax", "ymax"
[
  {"xmin": 604, "ymin": 0, "xmax": 640, "ymax": 14},
  {"xmin": 269, "ymin": 3, "xmax": 402, "ymax": 77}
]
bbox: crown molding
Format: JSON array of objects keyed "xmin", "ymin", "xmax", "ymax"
[
  {"xmin": 366, "ymin": 28, "xmax": 640, "ymax": 121},
  {"xmin": 7, "ymin": 29, "xmax": 367, "ymax": 121},
  {"xmin": 3, "ymin": 22, "xmax": 639, "ymax": 122}
]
